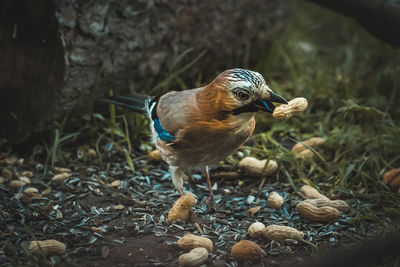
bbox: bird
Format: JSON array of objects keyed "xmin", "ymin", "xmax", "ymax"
[{"xmin": 101, "ymin": 68, "xmax": 288, "ymax": 209}]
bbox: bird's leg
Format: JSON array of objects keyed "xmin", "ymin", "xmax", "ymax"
[
  {"xmin": 204, "ymin": 166, "xmax": 216, "ymax": 210},
  {"xmin": 178, "ymin": 187, "xmax": 185, "ymax": 196}
]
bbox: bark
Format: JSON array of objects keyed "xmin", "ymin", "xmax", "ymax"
[
  {"xmin": 0, "ymin": 0, "xmax": 64, "ymax": 143},
  {"xmin": 0, "ymin": 0, "xmax": 290, "ymax": 144}
]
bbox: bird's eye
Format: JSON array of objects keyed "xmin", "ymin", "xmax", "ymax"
[{"xmin": 237, "ymin": 91, "xmax": 249, "ymax": 100}]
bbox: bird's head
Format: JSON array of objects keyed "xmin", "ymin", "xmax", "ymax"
[{"xmin": 215, "ymin": 68, "xmax": 288, "ymax": 115}]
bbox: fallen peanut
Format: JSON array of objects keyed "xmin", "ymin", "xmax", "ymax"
[
  {"xmin": 383, "ymin": 168, "xmax": 400, "ymax": 192},
  {"xmin": 264, "ymin": 225, "xmax": 304, "ymax": 241},
  {"xmin": 21, "ymin": 171, "xmax": 33, "ymax": 178},
  {"xmin": 148, "ymin": 150, "xmax": 162, "ymax": 162},
  {"xmin": 178, "ymin": 247, "xmax": 208, "ymax": 267},
  {"xmin": 110, "ymin": 180, "xmax": 121, "ymax": 188},
  {"xmin": 237, "ymin": 157, "xmax": 278, "ymax": 177},
  {"xmin": 168, "ymin": 193, "xmax": 196, "ymax": 222},
  {"xmin": 113, "ymin": 204, "xmax": 125, "ymax": 210},
  {"xmin": 300, "ymin": 185, "xmax": 328, "ymax": 199},
  {"xmin": 302, "ymin": 198, "xmax": 349, "ymax": 211},
  {"xmin": 292, "ymin": 137, "xmax": 326, "ymax": 154},
  {"xmin": 267, "ymin": 192, "xmax": 284, "ymax": 209},
  {"xmin": 29, "ymin": 239, "xmax": 67, "ymax": 259},
  {"xmin": 248, "ymin": 222, "xmax": 266, "ymax": 238},
  {"xmin": 297, "ymin": 201, "xmax": 340, "ymax": 222},
  {"xmin": 272, "ymin": 97, "xmax": 308, "ymax": 120},
  {"xmin": 245, "ymin": 206, "xmax": 261, "ymax": 217},
  {"xmin": 87, "ymin": 149, "xmax": 97, "ymax": 158},
  {"xmin": 298, "ymin": 149, "xmax": 315, "ymax": 160},
  {"xmin": 231, "ymin": 240, "xmax": 262, "ymax": 262},
  {"xmin": 177, "ymin": 234, "xmax": 213, "ymax": 252},
  {"xmin": 54, "ymin": 167, "xmax": 72, "ymax": 173},
  {"xmin": 52, "ymin": 173, "xmax": 70, "ymax": 182},
  {"xmin": 24, "ymin": 187, "xmax": 39, "ymax": 194},
  {"xmin": 9, "ymin": 180, "xmax": 26, "ymax": 188},
  {"xmin": 19, "ymin": 176, "xmax": 31, "ymax": 184}
]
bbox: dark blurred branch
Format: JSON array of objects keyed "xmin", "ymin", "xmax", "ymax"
[{"xmin": 305, "ymin": 0, "xmax": 400, "ymax": 46}]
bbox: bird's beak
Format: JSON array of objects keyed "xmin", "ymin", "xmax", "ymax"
[{"xmin": 256, "ymin": 92, "xmax": 288, "ymax": 113}]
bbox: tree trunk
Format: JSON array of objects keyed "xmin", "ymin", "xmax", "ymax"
[{"xmin": 0, "ymin": 0, "xmax": 290, "ymax": 144}]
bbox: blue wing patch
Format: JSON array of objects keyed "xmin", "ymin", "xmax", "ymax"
[{"xmin": 153, "ymin": 118, "xmax": 175, "ymax": 141}]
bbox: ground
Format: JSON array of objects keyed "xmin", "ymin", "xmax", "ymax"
[{"xmin": 3, "ymin": 147, "xmax": 397, "ymax": 267}]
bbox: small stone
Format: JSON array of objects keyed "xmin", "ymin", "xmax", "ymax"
[{"xmin": 110, "ymin": 180, "xmax": 121, "ymax": 187}]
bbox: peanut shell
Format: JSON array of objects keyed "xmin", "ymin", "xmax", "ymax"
[
  {"xmin": 168, "ymin": 193, "xmax": 196, "ymax": 222},
  {"xmin": 178, "ymin": 247, "xmax": 208, "ymax": 267},
  {"xmin": 302, "ymin": 198, "xmax": 349, "ymax": 211},
  {"xmin": 300, "ymin": 185, "xmax": 328, "ymax": 199},
  {"xmin": 383, "ymin": 168, "xmax": 400, "ymax": 192},
  {"xmin": 297, "ymin": 201, "xmax": 340, "ymax": 222},
  {"xmin": 148, "ymin": 150, "xmax": 162, "ymax": 162},
  {"xmin": 231, "ymin": 240, "xmax": 262, "ymax": 262},
  {"xmin": 237, "ymin": 157, "xmax": 278, "ymax": 177},
  {"xmin": 292, "ymin": 137, "xmax": 326, "ymax": 153},
  {"xmin": 248, "ymin": 222, "xmax": 266, "ymax": 238},
  {"xmin": 272, "ymin": 97, "xmax": 308, "ymax": 120},
  {"xmin": 267, "ymin": 192, "xmax": 284, "ymax": 209},
  {"xmin": 264, "ymin": 225, "xmax": 304, "ymax": 241},
  {"xmin": 177, "ymin": 234, "xmax": 213, "ymax": 252},
  {"xmin": 29, "ymin": 239, "xmax": 67, "ymax": 258}
]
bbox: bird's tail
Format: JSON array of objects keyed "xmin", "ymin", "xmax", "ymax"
[{"xmin": 100, "ymin": 95, "xmax": 149, "ymax": 114}]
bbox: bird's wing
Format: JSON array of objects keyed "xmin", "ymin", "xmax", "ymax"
[{"xmin": 156, "ymin": 87, "xmax": 203, "ymax": 135}]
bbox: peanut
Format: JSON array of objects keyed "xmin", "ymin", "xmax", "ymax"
[
  {"xmin": 52, "ymin": 173, "xmax": 70, "ymax": 182},
  {"xmin": 29, "ymin": 239, "xmax": 67, "ymax": 259},
  {"xmin": 231, "ymin": 240, "xmax": 262, "ymax": 262},
  {"xmin": 168, "ymin": 193, "xmax": 196, "ymax": 222},
  {"xmin": 248, "ymin": 222, "xmax": 266, "ymax": 238},
  {"xmin": 178, "ymin": 247, "xmax": 208, "ymax": 267},
  {"xmin": 292, "ymin": 137, "xmax": 326, "ymax": 154},
  {"xmin": 300, "ymin": 185, "xmax": 328, "ymax": 199},
  {"xmin": 237, "ymin": 157, "xmax": 278, "ymax": 177},
  {"xmin": 245, "ymin": 206, "xmax": 261, "ymax": 217},
  {"xmin": 382, "ymin": 168, "xmax": 400, "ymax": 192},
  {"xmin": 177, "ymin": 234, "xmax": 213, "ymax": 252},
  {"xmin": 264, "ymin": 225, "xmax": 304, "ymax": 241},
  {"xmin": 110, "ymin": 179, "xmax": 121, "ymax": 187},
  {"xmin": 297, "ymin": 201, "xmax": 340, "ymax": 222},
  {"xmin": 267, "ymin": 192, "xmax": 284, "ymax": 209},
  {"xmin": 272, "ymin": 97, "xmax": 308, "ymax": 120},
  {"xmin": 9, "ymin": 180, "xmax": 26, "ymax": 188},
  {"xmin": 148, "ymin": 150, "xmax": 162, "ymax": 162},
  {"xmin": 24, "ymin": 187, "xmax": 39, "ymax": 194},
  {"xmin": 302, "ymin": 198, "xmax": 349, "ymax": 211}
]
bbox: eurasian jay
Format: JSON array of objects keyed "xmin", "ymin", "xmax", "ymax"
[{"xmin": 101, "ymin": 68, "xmax": 287, "ymax": 209}]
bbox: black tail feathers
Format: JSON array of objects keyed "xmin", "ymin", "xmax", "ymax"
[{"xmin": 100, "ymin": 95, "xmax": 148, "ymax": 114}]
